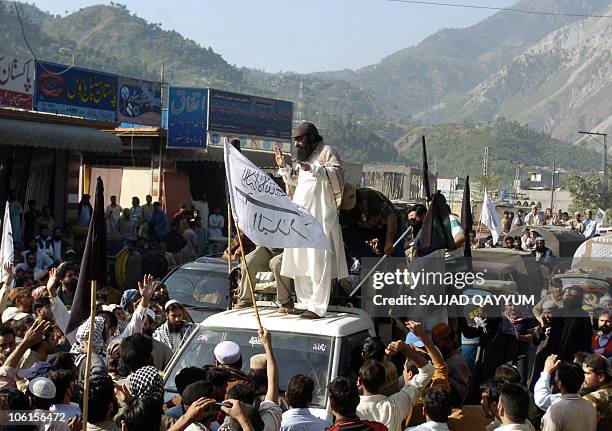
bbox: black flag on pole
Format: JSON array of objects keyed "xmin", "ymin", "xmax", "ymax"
[
  {"xmin": 461, "ymin": 175, "xmax": 473, "ymax": 270},
  {"xmin": 66, "ymin": 177, "xmax": 107, "ymax": 333},
  {"xmin": 414, "ymin": 192, "xmax": 454, "ymax": 257},
  {"xmin": 421, "ymin": 135, "xmax": 431, "ymax": 201}
]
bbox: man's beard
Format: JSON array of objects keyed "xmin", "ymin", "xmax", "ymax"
[
  {"xmin": 296, "ymin": 139, "xmax": 317, "ymax": 161},
  {"xmin": 535, "ymin": 246, "xmax": 544, "ymax": 252},
  {"xmin": 168, "ymin": 321, "xmax": 183, "ymax": 332},
  {"xmin": 600, "ymin": 326, "xmax": 611, "ymax": 335},
  {"xmin": 63, "ymin": 279, "xmax": 77, "ymax": 292},
  {"xmin": 410, "ymin": 221, "xmax": 423, "ymax": 237}
]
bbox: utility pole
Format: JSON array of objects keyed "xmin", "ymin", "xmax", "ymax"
[
  {"xmin": 434, "ymin": 146, "xmax": 438, "ymax": 174},
  {"xmin": 579, "ymin": 131, "xmax": 608, "ymax": 209},
  {"xmin": 550, "ymin": 161, "xmax": 556, "ymax": 210},
  {"xmin": 295, "ymin": 77, "xmax": 304, "ymax": 123}
]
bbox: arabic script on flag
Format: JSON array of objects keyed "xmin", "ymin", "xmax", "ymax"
[{"xmin": 224, "ymin": 142, "xmax": 330, "ymax": 250}]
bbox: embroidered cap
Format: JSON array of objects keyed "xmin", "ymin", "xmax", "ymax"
[
  {"xmin": 249, "ymin": 353, "xmax": 267, "ymax": 370},
  {"xmin": 29, "ymin": 377, "xmax": 56, "ymax": 399}
]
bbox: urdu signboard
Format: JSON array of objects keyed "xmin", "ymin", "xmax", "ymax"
[
  {"xmin": 0, "ymin": 53, "xmax": 34, "ymax": 109},
  {"xmin": 35, "ymin": 61, "xmax": 118, "ymax": 121},
  {"xmin": 208, "ymin": 89, "xmax": 293, "ymax": 141},
  {"xmin": 167, "ymin": 86, "xmax": 208, "ymax": 149}
]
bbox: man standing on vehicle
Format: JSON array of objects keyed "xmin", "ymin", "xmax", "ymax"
[
  {"xmin": 274, "ymin": 122, "xmax": 348, "ymax": 319},
  {"xmin": 532, "ymin": 237, "xmax": 554, "ymax": 274},
  {"xmin": 583, "ymin": 209, "xmax": 597, "ymax": 239},
  {"xmin": 524, "ymin": 206, "xmax": 541, "ymax": 227}
]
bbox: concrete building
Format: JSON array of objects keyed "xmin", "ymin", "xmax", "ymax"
[{"xmin": 361, "ymin": 163, "xmax": 435, "ymax": 202}]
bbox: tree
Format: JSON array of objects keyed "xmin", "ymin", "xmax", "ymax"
[
  {"xmin": 566, "ymin": 173, "xmax": 610, "ymax": 213},
  {"xmin": 476, "ymin": 175, "xmax": 502, "ymax": 193}
]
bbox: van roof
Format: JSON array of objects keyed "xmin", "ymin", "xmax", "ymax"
[{"xmin": 200, "ymin": 303, "xmax": 375, "ymax": 337}]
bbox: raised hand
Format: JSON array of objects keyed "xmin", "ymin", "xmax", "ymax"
[
  {"xmin": 2, "ymin": 262, "xmax": 15, "ymax": 282},
  {"xmin": 46, "ymin": 267, "xmax": 59, "ymax": 298},
  {"xmin": 259, "ymin": 328, "xmax": 271, "ymax": 350},
  {"xmin": 544, "ymin": 354, "xmax": 561, "ymax": 374},
  {"xmin": 22, "ymin": 319, "xmax": 52, "ymax": 348},
  {"xmin": 138, "ymin": 274, "xmax": 155, "ymax": 307},
  {"xmin": 407, "ymin": 320, "xmax": 426, "ymax": 341},
  {"xmin": 184, "ymin": 397, "xmax": 216, "ymax": 423},
  {"xmin": 386, "ymin": 340, "xmax": 410, "ymax": 356},
  {"xmin": 221, "ymin": 399, "xmax": 248, "ymax": 420},
  {"xmin": 274, "ymin": 144, "xmax": 286, "ymax": 168}
]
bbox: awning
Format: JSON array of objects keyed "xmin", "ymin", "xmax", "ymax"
[
  {"xmin": 0, "ymin": 118, "xmax": 122, "ymax": 153},
  {"xmin": 167, "ymin": 145, "xmax": 280, "ymax": 170}
]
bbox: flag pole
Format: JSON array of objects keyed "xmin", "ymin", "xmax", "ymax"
[
  {"xmin": 81, "ymin": 280, "xmax": 97, "ymax": 431},
  {"xmin": 227, "ymin": 203, "xmax": 232, "ymax": 275},
  {"xmin": 234, "ymin": 226, "xmax": 263, "ymax": 331},
  {"xmin": 349, "ymin": 227, "xmax": 413, "ymax": 298}
]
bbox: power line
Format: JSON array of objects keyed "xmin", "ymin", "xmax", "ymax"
[
  {"xmin": 13, "ymin": 0, "xmax": 75, "ymax": 75},
  {"xmin": 385, "ymin": 0, "xmax": 612, "ymax": 19}
]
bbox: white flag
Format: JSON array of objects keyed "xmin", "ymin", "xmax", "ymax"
[
  {"xmin": 224, "ymin": 142, "xmax": 330, "ymax": 250},
  {"xmin": 480, "ymin": 190, "xmax": 503, "ymax": 245},
  {"xmin": 0, "ymin": 202, "xmax": 14, "ymax": 283},
  {"xmin": 595, "ymin": 207, "xmax": 606, "ymax": 226}
]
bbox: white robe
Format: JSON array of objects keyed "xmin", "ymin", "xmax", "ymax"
[{"xmin": 279, "ymin": 143, "xmax": 348, "ymax": 317}]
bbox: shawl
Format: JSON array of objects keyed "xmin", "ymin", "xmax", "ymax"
[
  {"xmin": 71, "ymin": 315, "xmax": 106, "ymax": 367},
  {"xmin": 153, "ymin": 321, "xmax": 196, "ymax": 352},
  {"xmin": 286, "ymin": 143, "xmax": 344, "ymax": 208},
  {"xmin": 129, "ymin": 365, "xmax": 164, "ymax": 401}
]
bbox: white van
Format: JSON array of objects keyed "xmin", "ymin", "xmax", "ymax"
[{"xmin": 163, "ymin": 303, "xmax": 376, "ymax": 421}]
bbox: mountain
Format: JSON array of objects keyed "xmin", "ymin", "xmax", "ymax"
[
  {"xmin": 396, "ymin": 120, "xmax": 603, "ymax": 188},
  {"xmin": 417, "ymin": 4, "xmax": 612, "ymax": 144},
  {"xmin": 315, "ymin": 0, "xmax": 612, "ymax": 123}
]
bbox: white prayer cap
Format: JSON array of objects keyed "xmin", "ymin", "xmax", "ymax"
[
  {"xmin": 214, "ymin": 341, "xmax": 241, "ymax": 365},
  {"xmin": 164, "ymin": 299, "xmax": 182, "ymax": 311},
  {"xmin": 29, "ymin": 377, "xmax": 56, "ymax": 399}
]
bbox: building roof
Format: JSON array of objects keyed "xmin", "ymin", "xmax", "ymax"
[
  {"xmin": 200, "ymin": 304, "xmax": 375, "ymax": 338},
  {"xmin": 166, "ymin": 145, "xmax": 282, "ymax": 169},
  {"xmin": 0, "ymin": 117, "xmax": 121, "ymax": 153}
]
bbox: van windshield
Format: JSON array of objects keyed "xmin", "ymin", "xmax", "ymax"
[
  {"xmin": 163, "ymin": 268, "xmax": 229, "ymax": 310},
  {"xmin": 164, "ymin": 327, "xmax": 333, "ymax": 408}
]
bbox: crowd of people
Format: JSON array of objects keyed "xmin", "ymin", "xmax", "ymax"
[
  {"xmin": 0, "ymin": 121, "xmax": 611, "ymax": 431},
  {"xmin": 503, "ymin": 206, "xmax": 599, "ymax": 239}
]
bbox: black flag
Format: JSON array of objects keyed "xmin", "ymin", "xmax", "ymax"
[
  {"xmin": 415, "ymin": 191, "xmax": 454, "ymax": 257},
  {"xmin": 461, "ymin": 175, "xmax": 473, "ymax": 270},
  {"xmin": 66, "ymin": 177, "xmax": 107, "ymax": 333},
  {"xmin": 421, "ymin": 135, "xmax": 431, "ymax": 201}
]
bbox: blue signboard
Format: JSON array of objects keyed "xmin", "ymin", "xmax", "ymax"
[
  {"xmin": 117, "ymin": 76, "xmax": 161, "ymax": 126},
  {"xmin": 35, "ymin": 61, "xmax": 118, "ymax": 121},
  {"xmin": 208, "ymin": 89, "xmax": 293, "ymax": 141},
  {"xmin": 167, "ymin": 87, "xmax": 208, "ymax": 149}
]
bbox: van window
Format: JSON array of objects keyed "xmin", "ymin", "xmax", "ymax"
[{"xmin": 337, "ymin": 330, "xmax": 371, "ymax": 379}]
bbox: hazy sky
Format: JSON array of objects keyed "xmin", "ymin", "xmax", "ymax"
[{"xmin": 30, "ymin": 0, "xmax": 516, "ymax": 73}]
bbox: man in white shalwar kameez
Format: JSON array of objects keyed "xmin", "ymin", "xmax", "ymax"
[{"xmin": 274, "ymin": 122, "xmax": 348, "ymax": 318}]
